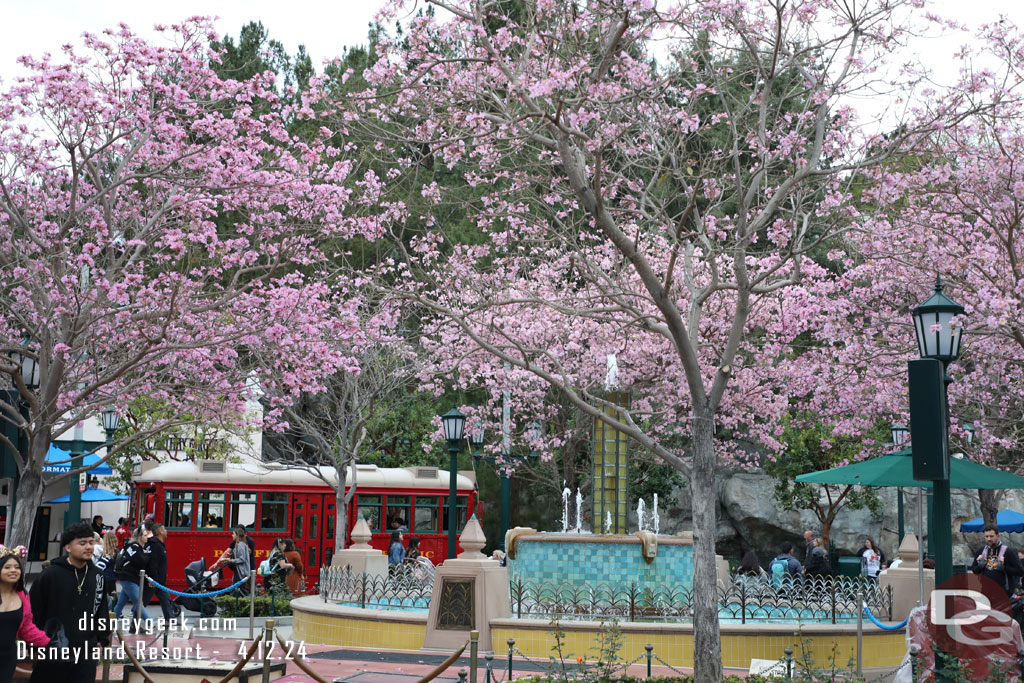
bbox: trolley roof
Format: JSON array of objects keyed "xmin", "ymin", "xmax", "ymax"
[{"xmin": 133, "ymin": 460, "xmax": 476, "ymax": 491}]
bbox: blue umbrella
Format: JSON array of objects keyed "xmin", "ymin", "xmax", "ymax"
[
  {"xmin": 45, "ymin": 488, "xmax": 129, "ymax": 503},
  {"xmin": 959, "ymin": 509, "xmax": 1024, "ymax": 533},
  {"xmin": 42, "ymin": 443, "xmax": 113, "ymax": 476}
]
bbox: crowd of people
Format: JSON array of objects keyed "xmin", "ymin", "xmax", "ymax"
[
  {"xmin": 734, "ymin": 525, "xmax": 1024, "ymax": 597},
  {"xmin": 0, "ymin": 516, "xmax": 317, "ymax": 681}
]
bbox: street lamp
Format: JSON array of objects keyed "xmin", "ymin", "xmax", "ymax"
[
  {"xmin": 61, "ymin": 406, "xmax": 120, "ymax": 527},
  {"xmin": 910, "ymin": 275, "xmax": 965, "ymax": 587},
  {"xmin": 963, "ymin": 422, "xmax": 975, "ymax": 446},
  {"xmin": 8, "ymin": 342, "xmax": 40, "ymax": 391},
  {"xmin": 1, "ymin": 342, "xmax": 40, "ymax": 544},
  {"xmin": 891, "ymin": 424, "xmax": 910, "ymax": 543},
  {"xmin": 468, "ymin": 422, "xmax": 485, "ymax": 462},
  {"xmin": 441, "ymin": 405, "xmax": 465, "ymax": 560},
  {"xmin": 891, "ymin": 425, "xmax": 909, "ymax": 448}
]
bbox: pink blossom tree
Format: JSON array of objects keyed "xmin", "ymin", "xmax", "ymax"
[
  {"xmin": 347, "ymin": 1, "xmax": 975, "ymax": 677},
  {"xmin": 0, "ymin": 20, "xmax": 375, "ymax": 548}
]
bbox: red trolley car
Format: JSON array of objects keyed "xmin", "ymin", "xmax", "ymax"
[{"xmin": 129, "ymin": 460, "xmax": 477, "ymax": 593}]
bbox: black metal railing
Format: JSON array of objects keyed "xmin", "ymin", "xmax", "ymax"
[
  {"xmin": 508, "ymin": 574, "xmax": 893, "ymax": 623},
  {"xmin": 319, "ymin": 563, "xmax": 433, "ymax": 609}
]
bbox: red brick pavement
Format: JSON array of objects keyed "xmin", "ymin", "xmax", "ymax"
[{"xmin": 95, "ymin": 634, "xmax": 753, "ymax": 682}]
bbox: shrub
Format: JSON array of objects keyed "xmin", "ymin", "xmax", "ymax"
[{"xmin": 215, "ymin": 592, "xmax": 294, "ymax": 617}]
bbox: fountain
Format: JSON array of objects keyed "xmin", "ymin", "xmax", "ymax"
[
  {"xmin": 653, "ymin": 493, "xmax": 660, "ymax": 535},
  {"xmin": 561, "ymin": 485, "xmax": 571, "ymax": 532},
  {"xmin": 637, "ymin": 498, "xmax": 647, "ymax": 531},
  {"xmin": 574, "ymin": 487, "xmax": 583, "ymax": 533}
]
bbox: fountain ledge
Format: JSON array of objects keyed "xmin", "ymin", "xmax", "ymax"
[{"xmin": 505, "ymin": 528, "xmax": 692, "ymax": 560}]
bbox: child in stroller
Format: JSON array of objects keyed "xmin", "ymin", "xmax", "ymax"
[{"xmin": 173, "ymin": 558, "xmax": 222, "ymax": 617}]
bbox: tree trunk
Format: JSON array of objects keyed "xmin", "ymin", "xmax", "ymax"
[
  {"xmin": 7, "ymin": 467, "xmax": 44, "ymax": 549},
  {"xmin": 335, "ymin": 477, "xmax": 348, "ymax": 551},
  {"xmin": 690, "ymin": 410, "xmax": 722, "ymax": 683},
  {"xmin": 978, "ymin": 488, "xmax": 1001, "ymax": 527}
]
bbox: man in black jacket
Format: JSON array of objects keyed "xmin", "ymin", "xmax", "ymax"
[
  {"xmin": 971, "ymin": 524, "xmax": 1024, "ymax": 597},
  {"xmin": 28, "ymin": 522, "xmax": 110, "ymax": 682},
  {"xmin": 144, "ymin": 523, "xmax": 176, "ymax": 622}
]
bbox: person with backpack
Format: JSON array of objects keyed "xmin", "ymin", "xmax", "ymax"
[
  {"xmin": 112, "ymin": 528, "xmax": 152, "ymax": 626},
  {"xmin": 803, "ymin": 539, "xmax": 833, "ymax": 578},
  {"xmin": 770, "ymin": 541, "xmax": 802, "ymax": 592},
  {"xmin": 94, "ymin": 532, "xmax": 120, "ymax": 612},
  {"xmin": 143, "ymin": 524, "xmax": 176, "ymax": 621},
  {"xmin": 972, "ymin": 523, "xmax": 1024, "ymax": 597}
]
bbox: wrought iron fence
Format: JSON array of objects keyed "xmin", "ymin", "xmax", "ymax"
[
  {"xmin": 319, "ymin": 563, "xmax": 433, "ymax": 609},
  {"xmin": 509, "ymin": 573, "xmax": 893, "ymax": 623}
]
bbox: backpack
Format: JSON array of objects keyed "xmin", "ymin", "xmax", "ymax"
[
  {"xmin": 770, "ymin": 556, "xmax": 789, "ymax": 589},
  {"xmin": 113, "ymin": 546, "xmax": 129, "ymax": 574},
  {"xmin": 246, "ymin": 536, "xmax": 256, "ymax": 570}
]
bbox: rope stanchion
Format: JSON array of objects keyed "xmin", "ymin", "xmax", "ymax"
[
  {"xmin": 416, "ymin": 640, "xmax": 469, "ymax": 683},
  {"xmin": 114, "ymin": 628, "xmax": 158, "ymax": 683},
  {"xmin": 208, "ymin": 632, "xmax": 265, "ymax": 683},
  {"xmin": 863, "ymin": 606, "xmax": 910, "ymax": 630},
  {"xmin": 275, "ymin": 631, "xmax": 332, "ymax": 683},
  {"xmin": 146, "ymin": 576, "xmax": 249, "ymax": 597}
]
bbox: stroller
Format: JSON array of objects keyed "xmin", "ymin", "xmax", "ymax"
[{"xmin": 173, "ymin": 558, "xmax": 222, "ymax": 617}]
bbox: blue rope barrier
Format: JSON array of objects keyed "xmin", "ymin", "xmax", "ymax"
[
  {"xmin": 147, "ymin": 576, "xmax": 249, "ymax": 598},
  {"xmin": 863, "ymin": 606, "xmax": 910, "ymax": 630}
]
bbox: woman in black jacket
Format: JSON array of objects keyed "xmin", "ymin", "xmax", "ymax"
[{"xmin": 112, "ymin": 528, "xmax": 152, "ymax": 623}]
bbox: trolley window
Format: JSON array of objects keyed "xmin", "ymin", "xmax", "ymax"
[
  {"xmin": 356, "ymin": 495, "xmax": 382, "ymax": 533},
  {"xmin": 414, "ymin": 496, "xmax": 439, "ymax": 533},
  {"xmin": 197, "ymin": 492, "xmax": 225, "ymax": 531},
  {"xmin": 386, "ymin": 495, "xmax": 410, "ymax": 531},
  {"xmin": 260, "ymin": 492, "xmax": 288, "ymax": 531},
  {"xmin": 230, "ymin": 492, "xmax": 257, "ymax": 530},
  {"xmin": 165, "ymin": 491, "xmax": 194, "ymax": 530},
  {"xmin": 441, "ymin": 495, "xmax": 467, "ymax": 535}
]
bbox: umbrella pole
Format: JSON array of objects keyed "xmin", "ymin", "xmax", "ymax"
[
  {"xmin": 897, "ymin": 488, "xmax": 904, "ymax": 543},
  {"xmin": 918, "ymin": 487, "xmax": 925, "ymax": 606}
]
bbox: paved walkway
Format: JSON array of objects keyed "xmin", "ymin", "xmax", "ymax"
[
  {"xmin": 93, "ymin": 614, "xmax": 902, "ymax": 682},
  {"xmin": 97, "ymin": 616, "xmax": 757, "ymax": 682}
]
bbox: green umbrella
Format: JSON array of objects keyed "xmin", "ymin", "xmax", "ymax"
[{"xmin": 795, "ymin": 450, "xmax": 1024, "ymax": 490}]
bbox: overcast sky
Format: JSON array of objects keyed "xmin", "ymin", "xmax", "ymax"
[{"xmin": 2, "ymin": 0, "xmax": 1024, "ymax": 122}]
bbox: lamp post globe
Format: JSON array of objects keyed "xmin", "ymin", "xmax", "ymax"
[
  {"xmin": 442, "ymin": 406, "xmax": 466, "ymax": 445},
  {"xmin": 891, "ymin": 424, "xmax": 909, "ymax": 448},
  {"xmin": 441, "ymin": 405, "xmax": 466, "ymax": 560},
  {"xmin": 911, "ymin": 276, "xmax": 966, "ymax": 365},
  {"xmin": 101, "ymin": 406, "xmax": 121, "ymax": 440},
  {"xmin": 8, "ymin": 341, "xmax": 40, "ymax": 390}
]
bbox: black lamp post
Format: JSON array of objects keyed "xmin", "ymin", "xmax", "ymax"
[
  {"xmin": 891, "ymin": 425, "xmax": 910, "ymax": 542},
  {"xmin": 963, "ymin": 422, "xmax": 975, "ymax": 447},
  {"xmin": 1, "ymin": 344, "xmax": 40, "ymax": 544},
  {"xmin": 441, "ymin": 405, "xmax": 466, "ymax": 560},
  {"xmin": 60, "ymin": 406, "xmax": 120, "ymax": 527},
  {"xmin": 910, "ymin": 276, "xmax": 965, "ymax": 587}
]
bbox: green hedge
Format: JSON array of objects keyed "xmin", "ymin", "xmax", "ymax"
[{"xmin": 214, "ymin": 592, "xmax": 294, "ymax": 617}]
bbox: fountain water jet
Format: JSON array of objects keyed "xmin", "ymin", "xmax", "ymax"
[
  {"xmin": 575, "ymin": 488, "xmax": 583, "ymax": 533},
  {"xmin": 561, "ymin": 486, "xmax": 571, "ymax": 533}
]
